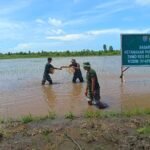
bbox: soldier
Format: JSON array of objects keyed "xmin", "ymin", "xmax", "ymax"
[
  {"xmin": 41, "ymin": 57, "xmax": 61, "ymax": 85},
  {"xmin": 83, "ymin": 62, "xmax": 107, "ymax": 109},
  {"xmin": 61, "ymin": 59, "xmax": 84, "ymax": 83}
]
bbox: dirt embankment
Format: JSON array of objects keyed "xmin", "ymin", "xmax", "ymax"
[{"xmin": 0, "ymin": 116, "xmax": 150, "ymax": 150}]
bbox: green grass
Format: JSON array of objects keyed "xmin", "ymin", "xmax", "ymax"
[
  {"xmin": 84, "ymin": 108, "xmax": 150, "ymax": 119},
  {"xmin": 65, "ymin": 112, "xmax": 75, "ymax": 120},
  {"xmin": 137, "ymin": 125, "xmax": 150, "ymax": 135},
  {"xmin": 0, "ymin": 118, "xmax": 4, "ymax": 124},
  {"xmin": 21, "ymin": 114, "xmax": 34, "ymax": 123},
  {"xmin": 84, "ymin": 110, "xmax": 102, "ymax": 118},
  {"xmin": 47, "ymin": 111, "xmax": 56, "ymax": 120},
  {"xmin": 0, "ymin": 108, "xmax": 149, "ymax": 124},
  {"xmin": 34, "ymin": 111, "xmax": 56, "ymax": 121},
  {"xmin": 121, "ymin": 108, "xmax": 150, "ymax": 117},
  {"xmin": 20, "ymin": 112, "xmax": 56, "ymax": 124}
]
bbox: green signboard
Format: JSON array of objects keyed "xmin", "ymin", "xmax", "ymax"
[{"xmin": 121, "ymin": 34, "xmax": 150, "ymax": 66}]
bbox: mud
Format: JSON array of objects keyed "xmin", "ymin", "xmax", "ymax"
[{"xmin": 0, "ymin": 115, "xmax": 149, "ymax": 150}]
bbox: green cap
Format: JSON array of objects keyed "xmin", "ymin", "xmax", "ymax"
[{"xmin": 83, "ymin": 62, "xmax": 91, "ymax": 67}]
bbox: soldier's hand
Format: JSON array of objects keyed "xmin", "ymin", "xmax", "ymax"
[{"xmin": 85, "ymin": 91, "xmax": 87, "ymax": 96}]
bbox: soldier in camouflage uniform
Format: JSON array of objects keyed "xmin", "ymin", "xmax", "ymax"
[
  {"xmin": 83, "ymin": 62, "xmax": 107, "ymax": 109},
  {"xmin": 61, "ymin": 59, "xmax": 84, "ymax": 83},
  {"xmin": 41, "ymin": 57, "xmax": 61, "ymax": 85}
]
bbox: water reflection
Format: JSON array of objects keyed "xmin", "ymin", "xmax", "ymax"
[
  {"xmin": 71, "ymin": 83, "xmax": 83, "ymax": 97},
  {"xmin": 41, "ymin": 83, "xmax": 86, "ymax": 116},
  {"xmin": 42, "ymin": 86, "xmax": 56, "ymax": 111}
]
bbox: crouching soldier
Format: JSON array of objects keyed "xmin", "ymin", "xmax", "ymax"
[
  {"xmin": 41, "ymin": 57, "xmax": 61, "ymax": 85},
  {"xmin": 83, "ymin": 62, "xmax": 107, "ymax": 109}
]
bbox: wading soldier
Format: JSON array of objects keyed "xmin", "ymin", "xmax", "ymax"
[
  {"xmin": 41, "ymin": 57, "xmax": 61, "ymax": 85},
  {"xmin": 61, "ymin": 59, "xmax": 84, "ymax": 83}
]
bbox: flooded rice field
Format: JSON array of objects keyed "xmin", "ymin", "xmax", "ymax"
[{"xmin": 0, "ymin": 56, "xmax": 150, "ymax": 118}]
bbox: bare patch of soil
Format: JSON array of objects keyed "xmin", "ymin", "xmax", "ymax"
[{"xmin": 0, "ymin": 116, "xmax": 150, "ymax": 150}]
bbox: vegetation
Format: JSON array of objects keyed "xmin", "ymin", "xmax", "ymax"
[
  {"xmin": 84, "ymin": 110, "xmax": 102, "ymax": 118},
  {"xmin": 21, "ymin": 113, "xmax": 34, "ymax": 123},
  {"xmin": 0, "ymin": 108, "xmax": 149, "ymax": 124},
  {"xmin": 137, "ymin": 125, "xmax": 150, "ymax": 135},
  {"xmin": 0, "ymin": 118, "xmax": 4, "ymax": 124},
  {"xmin": 47, "ymin": 111, "xmax": 56, "ymax": 120},
  {"xmin": 65, "ymin": 112, "xmax": 75, "ymax": 120},
  {"xmin": 84, "ymin": 108, "xmax": 150, "ymax": 119},
  {"xmin": 0, "ymin": 49, "xmax": 120, "ymax": 59},
  {"xmin": 20, "ymin": 111, "xmax": 56, "ymax": 124}
]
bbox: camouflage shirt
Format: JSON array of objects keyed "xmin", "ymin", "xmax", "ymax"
[
  {"xmin": 86, "ymin": 69, "xmax": 100, "ymax": 91},
  {"xmin": 44, "ymin": 63, "xmax": 54, "ymax": 74},
  {"xmin": 69, "ymin": 63, "xmax": 81, "ymax": 74}
]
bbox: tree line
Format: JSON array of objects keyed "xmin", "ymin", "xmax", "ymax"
[{"xmin": 0, "ymin": 46, "xmax": 120, "ymax": 59}]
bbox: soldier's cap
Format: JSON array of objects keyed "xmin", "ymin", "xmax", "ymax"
[
  {"xmin": 48, "ymin": 57, "xmax": 52, "ymax": 61},
  {"xmin": 83, "ymin": 62, "xmax": 91, "ymax": 67},
  {"xmin": 71, "ymin": 59, "xmax": 76, "ymax": 63}
]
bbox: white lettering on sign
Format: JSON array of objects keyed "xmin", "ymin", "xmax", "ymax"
[
  {"xmin": 144, "ymin": 59, "xmax": 150, "ymax": 63},
  {"xmin": 145, "ymin": 50, "xmax": 150, "ymax": 53},
  {"xmin": 139, "ymin": 45, "xmax": 150, "ymax": 49},
  {"xmin": 140, "ymin": 60, "xmax": 144, "ymax": 63},
  {"xmin": 145, "ymin": 55, "xmax": 150, "ymax": 58},
  {"xmin": 137, "ymin": 55, "xmax": 144, "ymax": 59},
  {"xmin": 124, "ymin": 50, "xmax": 144, "ymax": 54},
  {"xmin": 128, "ymin": 60, "xmax": 139, "ymax": 63},
  {"xmin": 128, "ymin": 55, "xmax": 137, "ymax": 59}
]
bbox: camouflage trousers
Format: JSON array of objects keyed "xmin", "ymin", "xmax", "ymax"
[
  {"xmin": 42, "ymin": 73, "xmax": 52, "ymax": 85},
  {"xmin": 87, "ymin": 88, "xmax": 101, "ymax": 105}
]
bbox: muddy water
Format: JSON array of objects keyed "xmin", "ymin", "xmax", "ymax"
[{"xmin": 0, "ymin": 56, "xmax": 150, "ymax": 118}]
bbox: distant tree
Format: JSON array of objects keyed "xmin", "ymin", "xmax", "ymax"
[
  {"xmin": 103, "ymin": 44, "xmax": 107, "ymax": 52},
  {"xmin": 66, "ymin": 50, "xmax": 70, "ymax": 55},
  {"xmin": 66, "ymin": 50, "xmax": 70, "ymax": 53},
  {"xmin": 109, "ymin": 45, "xmax": 114, "ymax": 51},
  {"xmin": 98, "ymin": 50, "xmax": 102, "ymax": 55},
  {"xmin": 8, "ymin": 52, "xmax": 11, "ymax": 55}
]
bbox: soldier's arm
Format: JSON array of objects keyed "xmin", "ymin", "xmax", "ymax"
[
  {"xmin": 53, "ymin": 67, "xmax": 62, "ymax": 70},
  {"xmin": 61, "ymin": 66, "xmax": 70, "ymax": 69},
  {"xmin": 61, "ymin": 64, "xmax": 72, "ymax": 69},
  {"xmin": 52, "ymin": 65, "xmax": 62, "ymax": 70}
]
